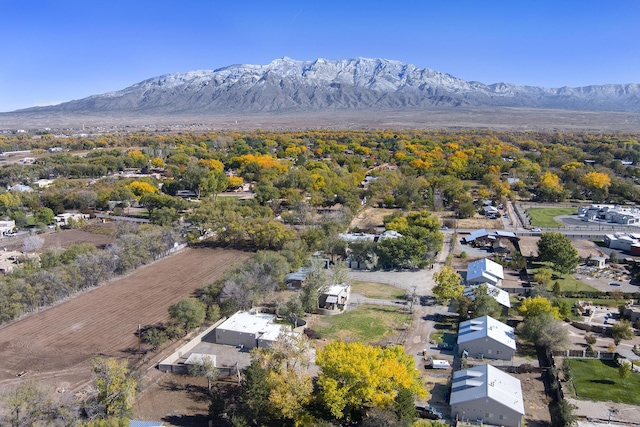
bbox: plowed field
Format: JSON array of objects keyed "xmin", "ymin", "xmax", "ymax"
[{"xmin": 0, "ymin": 247, "xmax": 250, "ymax": 391}]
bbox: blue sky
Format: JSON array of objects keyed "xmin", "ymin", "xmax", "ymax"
[{"xmin": 1, "ymin": 0, "xmax": 639, "ymax": 112}]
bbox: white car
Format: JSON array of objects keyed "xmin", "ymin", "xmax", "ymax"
[{"xmin": 531, "ymin": 227, "xmax": 542, "ymax": 232}]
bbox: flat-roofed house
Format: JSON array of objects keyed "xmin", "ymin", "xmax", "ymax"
[
  {"xmin": 213, "ymin": 311, "xmax": 294, "ymax": 349},
  {"xmin": 457, "ymin": 315, "xmax": 516, "ymax": 360},
  {"xmin": 450, "ymin": 364, "xmax": 525, "ymax": 427}
]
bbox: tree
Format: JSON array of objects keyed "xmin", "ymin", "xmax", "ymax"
[
  {"xmin": 187, "ymin": 355, "xmax": 219, "ymax": 395},
  {"xmin": 22, "ymin": 235, "xmax": 45, "ymax": 253},
  {"xmin": 550, "ymin": 399, "xmax": 576, "ymax": 427},
  {"xmin": 533, "ymin": 268, "xmax": 553, "ymax": 287},
  {"xmin": 394, "ymin": 387, "xmax": 417, "ymax": 427},
  {"xmin": 518, "ymin": 296, "xmax": 561, "ymax": 319},
  {"xmin": 611, "ymin": 319, "xmax": 635, "ymax": 346},
  {"xmin": 619, "ymin": 360, "xmax": 632, "ymax": 383},
  {"xmin": 518, "ymin": 312, "xmax": 568, "ymax": 350},
  {"xmin": 90, "ymin": 358, "xmax": 137, "ymax": 418},
  {"xmin": 537, "ymin": 232, "xmax": 579, "ymax": 275},
  {"xmin": 468, "ymin": 285, "xmax": 503, "ymax": 319},
  {"xmin": 34, "ymin": 206, "xmax": 55, "ymax": 225},
  {"xmin": 316, "ymin": 341, "xmax": 426, "ymax": 419},
  {"xmin": 168, "ymin": 297, "xmax": 207, "ymax": 330},
  {"xmin": 432, "ymin": 266, "xmax": 464, "ymax": 301},
  {"xmin": 239, "ymin": 360, "xmax": 272, "ymax": 425},
  {"xmin": 0, "ymin": 381, "xmax": 77, "ymax": 426}
]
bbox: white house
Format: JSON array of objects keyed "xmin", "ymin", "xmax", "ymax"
[
  {"xmin": 54, "ymin": 213, "xmax": 89, "ymax": 226},
  {"xmin": 213, "ymin": 311, "xmax": 295, "ymax": 350},
  {"xmin": 466, "ymin": 258, "xmax": 504, "ymax": 287},
  {"xmin": 318, "ymin": 284, "xmax": 350, "ymax": 312},
  {"xmin": 457, "ymin": 315, "xmax": 516, "ymax": 360},
  {"xmin": 450, "ymin": 364, "xmax": 525, "ymax": 427},
  {"xmin": 0, "ymin": 220, "xmax": 16, "ymax": 236}
]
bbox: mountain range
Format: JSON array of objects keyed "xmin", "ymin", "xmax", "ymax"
[{"xmin": 7, "ymin": 57, "xmax": 640, "ymax": 116}]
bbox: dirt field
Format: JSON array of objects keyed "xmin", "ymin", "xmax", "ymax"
[
  {"xmin": 0, "ymin": 247, "xmax": 250, "ymax": 393},
  {"xmin": 3, "ymin": 228, "xmax": 116, "ymax": 252}
]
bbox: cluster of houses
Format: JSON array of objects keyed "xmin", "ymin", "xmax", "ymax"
[
  {"xmin": 579, "ymin": 204, "xmax": 640, "ymax": 225},
  {"xmin": 603, "ymin": 232, "xmax": 640, "ymax": 255}
]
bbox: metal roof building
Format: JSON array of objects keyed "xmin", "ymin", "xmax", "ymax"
[
  {"xmin": 457, "ymin": 315, "xmax": 516, "ymax": 360},
  {"xmin": 466, "ymin": 258, "xmax": 504, "ymax": 287},
  {"xmin": 450, "ymin": 364, "xmax": 525, "ymax": 427}
]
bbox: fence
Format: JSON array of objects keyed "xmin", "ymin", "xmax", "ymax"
[
  {"xmin": 552, "ymin": 349, "xmax": 616, "ymax": 359},
  {"xmin": 157, "ymin": 317, "xmax": 226, "ymax": 373}
]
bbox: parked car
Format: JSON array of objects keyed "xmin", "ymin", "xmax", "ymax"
[
  {"xmin": 531, "ymin": 227, "xmax": 542, "ymax": 232},
  {"xmin": 437, "ymin": 342, "xmax": 453, "ymax": 350},
  {"xmin": 440, "ymin": 226, "xmax": 448, "ymax": 230},
  {"xmin": 416, "ymin": 406, "xmax": 443, "ymax": 419},
  {"xmin": 609, "ymin": 282, "xmax": 622, "ymax": 287}
]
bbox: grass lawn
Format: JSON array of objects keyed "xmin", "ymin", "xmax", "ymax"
[
  {"xmin": 313, "ymin": 304, "xmax": 412, "ymax": 342},
  {"xmin": 351, "ymin": 281, "xmax": 406, "ymax": 300},
  {"xmin": 530, "ymin": 263, "xmax": 600, "ymax": 293},
  {"xmin": 558, "ymin": 297, "xmax": 620, "ymax": 308},
  {"xmin": 568, "ymin": 358, "xmax": 640, "ymax": 405},
  {"xmin": 429, "ymin": 315, "xmax": 458, "ymax": 346},
  {"xmin": 526, "ymin": 207, "xmax": 577, "ymax": 228}
]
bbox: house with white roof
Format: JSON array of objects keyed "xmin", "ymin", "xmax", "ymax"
[
  {"xmin": 466, "ymin": 258, "xmax": 504, "ymax": 287},
  {"xmin": 457, "ymin": 315, "xmax": 516, "ymax": 360},
  {"xmin": 463, "ymin": 284, "xmax": 511, "ymax": 309},
  {"xmin": 213, "ymin": 311, "xmax": 295, "ymax": 349},
  {"xmin": 318, "ymin": 283, "xmax": 350, "ymax": 314},
  {"xmin": 450, "ymin": 364, "xmax": 525, "ymax": 427}
]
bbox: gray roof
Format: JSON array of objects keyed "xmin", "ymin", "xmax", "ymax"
[
  {"xmin": 129, "ymin": 421, "xmax": 164, "ymax": 427},
  {"xmin": 466, "ymin": 258, "xmax": 504, "ymax": 283},
  {"xmin": 463, "ymin": 284, "xmax": 511, "ymax": 308},
  {"xmin": 457, "ymin": 315, "xmax": 516, "ymax": 350},
  {"xmin": 450, "ymin": 364, "xmax": 525, "ymax": 415}
]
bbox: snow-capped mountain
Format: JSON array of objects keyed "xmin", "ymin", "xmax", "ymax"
[{"xmin": 10, "ymin": 57, "xmax": 640, "ymax": 114}]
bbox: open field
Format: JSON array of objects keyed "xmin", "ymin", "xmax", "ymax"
[
  {"xmin": 311, "ymin": 304, "xmax": 412, "ymax": 342},
  {"xmin": 3, "ymin": 228, "xmax": 116, "ymax": 252},
  {"xmin": 351, "ymin": 280, "xmax": 406, "ymax": 300},
  {"xmin": 526, "ymin": 207, "xmax": 577, "ymax": 228},
  {"xmin": 0, "ymin": 247, "xmax": 250, "ymax": 392}
]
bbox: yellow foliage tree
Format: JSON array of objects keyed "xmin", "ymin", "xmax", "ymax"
[
  {"xmin": 581, "ymin": 172, "xmax": 611, "ymax": 190},
  {"xmin": 198, "ymin": 158, "xmax": 224, "ymax": 172},
  {"xmin": 316, "ymin": 341, "xmax": 426, "ymax": 419},
  {"xmin": 150, "ymin": 157, "xmax": 165, "ymax": 168},
  {"xmin": 128, "ymin": 181, "xmax": 159, "ymax": 198},
  {"xmin": 518, "ymin": 295, "xmax": 561, "ymax": 320},
  {"xmin": 91, "ymin": 358, "xmax": 137, "ymax": 418},
  {"xmin": 227, "ymin": 176, "xmax": 243, "ymax": 189},
  {"xmin": 539, "ymin": 172, "xmax": 563, "ymax": 191}
]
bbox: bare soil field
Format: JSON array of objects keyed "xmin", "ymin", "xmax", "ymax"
[
  {"xmin": 4, "ymin": 228, "xmax": 116, "ymax": 252},
  {"xmin": 0, "ymin": 247, "xmax": 250, "ymax": 392}
]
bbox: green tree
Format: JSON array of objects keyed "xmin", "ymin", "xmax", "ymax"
[
  {"xmin": 239, "ymin": 360, "xmax": 272, "ymax": 425},
  {"xmin": 394, "ymin": 387, "xmax": 417, "ymax": 426},
  {"xmin": 619, "ymin": 360, "xmax": 632, "ymax": 383},
  {"xmin": 611, "ymin": 319, "xmax": 635, "ymax": 346},
  {"xmin": 537, "ymin": 232, "xmax": 579, "ymax": 275},
  {"xmin": 432, "ymin": 266, "xmax": 464, "ymax": 301},
  {"xmin": 34, "ymin": 206, "xmax": 55, "ymax": 225},
  {"xmin": 91, "ymin": 358, "xmax": 137, "ymax": 418},
  {"xmin": 168, "ymin": 297, "xmax": 207, "ymax": 330}
]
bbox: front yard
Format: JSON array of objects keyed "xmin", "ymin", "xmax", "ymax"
[{"xmin": 311, "ymin": 304, "xmax": 412, "ymax": 343}]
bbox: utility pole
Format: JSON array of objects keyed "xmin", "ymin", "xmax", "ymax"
[{"xmin": 138, "ymin": 323, "xmax": 141, "ymax": 355}]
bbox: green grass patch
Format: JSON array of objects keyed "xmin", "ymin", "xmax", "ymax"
[
  {"xmin": 429, "ymin": 315, "xmax": 458, "ymax": 345},
  {"xmin": 530, "ymin": 263, "xmax": 599, "ymax": 293},
  {"xmin": 526, "ymin": 207, "xmax": 577, "ymax": 228},
  {"xmin": 557, "ymin": 297, "xmax": 620, "ymax": 308},
  {"xmin": 568, "ymin": 358, "xmax": 640, "ymax": 405},
  {"xmin": 351, "ymin": 281, "xmax": 406, "ymax": 300},
  {"xmin": 313, "ymin": 304, "xmax": 412, "ymax": 342}
]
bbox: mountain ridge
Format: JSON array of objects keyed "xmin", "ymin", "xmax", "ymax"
[{"xmin": 6, "ymin": 57, "xmax": 640, "ymax": 115}]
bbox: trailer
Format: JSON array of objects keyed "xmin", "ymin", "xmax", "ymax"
[{"xmin": 430, "ymin": 359, "xmax": 450, "ymax": 369}]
